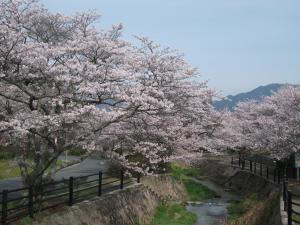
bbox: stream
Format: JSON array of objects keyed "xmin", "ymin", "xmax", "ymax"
[{"xmin": 185, "ymin": 178, "xmax": 239, "ymax": 225}]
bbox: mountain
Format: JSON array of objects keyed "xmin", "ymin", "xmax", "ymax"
[{"xmin": 213, "ymin": 83, "xmax": 284, "ymax": 111}]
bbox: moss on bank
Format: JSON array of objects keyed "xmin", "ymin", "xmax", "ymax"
[
  {"xmin": 169, "ymin": 163, "xmax": 219, "ymax": 201},
  {"xmin": 152, "ymin": 202, "xmax": 197, "ymax": 225},
  {"xmin": 0, "ymin": 160, "xmax": 21, "ymax": 179}
]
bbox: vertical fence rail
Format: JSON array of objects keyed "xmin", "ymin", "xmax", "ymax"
[
  {"xmin": 1, "ymin": 190, "xmax": 8, "ymax": 225},
  {"xmin": 98, "ymin": 172, "xmax": 102, "ymax": 197},
  {"xmin": 283, "ymin": 180, "xmax": 287, "ymax": 211},
  {"xmin": 120, "ymin": 170, "xmax": 124, "ymax": 190},
  {"xmin": 232, "ymin": 154, "xmax": 299, "ymax": 225},
  {"xmin": 28, "ymin": 186, "xmax": 34, "ymax": 218},
  {"xmin": 287, "ymin": 191, "xmax": 292, "ymax": 225},
  {"xmin": 69, "ymin": 177, "xmax": 74, "ymax": 206},
  {"xmin": 0, "ymin": 168, "xmax": 135, "ymax": 225},
  {"xmin": 260, "ymin": 164, "xmax": 263, "ymax": 176},
  {"xmin": 137, "ymin": 173, "xmax": 141, "ymax": 183}
]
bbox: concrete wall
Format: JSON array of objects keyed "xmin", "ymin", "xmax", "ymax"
[
  {"xmin": 225, "ymin": 171, "xmax": 282, "ymax": 225},
  {"xmin": 33, "ymin": 175, "xmax": 186, "ymax": 225}
]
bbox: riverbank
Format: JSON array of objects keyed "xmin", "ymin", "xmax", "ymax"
[
  {"xmin": 194, "ymin": 157, "xmax": 282, "ymax": 225},
  {"xmin": 26, "ymin": 156, "xmax": 282, "ymax": 225}
]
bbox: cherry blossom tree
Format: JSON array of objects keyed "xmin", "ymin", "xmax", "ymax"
[
  {"xmin": 227, "ymin": 86, "xmax": 300, "ymax": 159},
  {"xmin": 96, "ymin": 38, "xmax": 223, "ymax": 173},
  {"xmin": 0, "ymin": 0, "xmax": 221, "ymax": 186}
]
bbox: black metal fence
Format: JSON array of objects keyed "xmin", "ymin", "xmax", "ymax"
[
  {"xmin": 232, "ymin": 154, "xmax": 300, "ymax": 225},
  {"xmin": 0, "ymin": 170, "xmax": 139, "ymax": 225},
  {"xmin": 231, "ymin": 154, "xmax": 283, "ymax": 184},
  {"xmin": 282, "ymin": 181, "xmax": 300, "ymax": 225}
]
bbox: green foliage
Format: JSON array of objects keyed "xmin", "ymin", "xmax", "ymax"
[
  {"xmin": 0, "ymin": 158, "xmax": 66, "ymax": 180},
  {"xmin": 226, "ymin": 194, "xmax": 260, "ymax": 221},
  {"xmin": 169, "ymin": 164, "xmax": 202, "ymax": 180},
  {"xmin": 20, "ymin": 216, "xmax": 33, "ymax": 225},
  {"xmin": 183, "ymin": 179, "xmax": 220, "ymax": 201},
  {"xmin": 69, "ymin": 148, "xmax": 86, "ymax": 156},
  {"xmin": 168, "ymin": 163, "xmax": 218, "ymax": 201},
  {"xmin": 0, "ymin": 147, "xmax": 15, "ymax": 160},
  {"xmin": 0, "ymin": 160, "xmax": 21, "ymax": 179},
  {"xmin": 227, "ymin": 200, "xmax": 246, "ymax": 221},
  {"xmin": 152, "ymin": 202, "xmax": 197, "ymax": 225},
  {"xmin": 247, "ymin": 193, "xmax": 259, "ymax": 201}
]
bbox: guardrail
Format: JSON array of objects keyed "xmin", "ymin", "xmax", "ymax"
[
  {"xmin": 0, "ymin": 170, "xmax": 140, "ymax": 225},
  {"xmin": 282, "ymin": 181, "xmax": 300, "ymax": 225},
  {"xmin": 231, "ymin": 155, "xmax": 282, "ymax": 184},
  {"xmin": 232, "ymin": 154, "xmax": 300, "ymax": 225}
]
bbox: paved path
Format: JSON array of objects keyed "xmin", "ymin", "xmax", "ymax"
[{"xmin": 0, "ymin": 158, "xmax": 110, "ymax": 193}]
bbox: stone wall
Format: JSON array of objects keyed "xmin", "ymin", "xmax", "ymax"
[
  {"xmin": 32, "ymin": 174, "xmax": 186, "ymax": 225},
  {"xmin": 141, "ymin": 174, "xmax": 188, "ymax": 202}
]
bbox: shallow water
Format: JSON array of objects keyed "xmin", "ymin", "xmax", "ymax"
[{"xmin": 186, "ymin": 199, "xmax": 228, "ymax": 225}]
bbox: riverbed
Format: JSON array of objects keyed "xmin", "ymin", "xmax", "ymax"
[{"xmin": 186, "ymin": 178, "xmax": 239, "ymax": 225}]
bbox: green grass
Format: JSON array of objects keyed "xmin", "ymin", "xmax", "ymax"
[
  {"xmin": 169, "ymin": 163, "xmax": 219, "ymax": 201},
  {"xmin": 0, "ymin": 147, "xmax": 15, "ymax": 160},
  {"xmin": 20, "ymin": 216, "xmax": 33, "ymax": 225},
  {"xmin": 169, "ymin": 164, "xmax": 202, "ymax": 180},
  {"xmin": 69, "ymin": 148, "xmax": 86, "ymax": 156},
  {"xmin": 227, "ymin": 200, "xmax": 246, "ymax": 221},
  {"xmin": 0, "ymin": 159, "xmax": 65, "ymax": 180},
  {"xmin": 152, "ymin": 202, "xmax": 197, "ymax": 225},
  {"xmin": 183, "ymin": 179, "xmax": 219, "ymax": 201},
  {"xmin": 0, "ymin": 160, "xmax": 21, "ymax": 179}
]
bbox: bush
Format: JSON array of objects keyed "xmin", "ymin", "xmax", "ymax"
[
  {"xmin": 69, "ymin": 148, "xmax": 87, "ymax": 156},
  {"xmin": 152, "ymin": 202, "xmax": 197, "ymax": 225},
  {"xmin": 168, "ymin": 163, "xmax": 202, "ymax": 180},
  {"xmin": 227, "ymin": 200, "xmax": 246, "ymax": 221},
  {"xmin": 0, "ymin": 147, "xmax": 15, "ymax": 160}
]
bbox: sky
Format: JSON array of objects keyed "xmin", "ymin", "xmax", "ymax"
[{"xmin": 40, "ymin": 0, "xmax": 300, "ymax": 95}]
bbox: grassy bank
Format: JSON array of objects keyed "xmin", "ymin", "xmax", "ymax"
[
  {"xmin": 0, "ymin": 160, "xmax": 21, "ymax": 179},
  {"xmin": 169, "ymin": 163, "xmax": 219, "ymax": 201},
  {"xmin": 222, "ymin": 194, "xmax": 269, "ymax": 225},
  {"xmin": 152, "ymin": 202, "xmax": 197, "ymax": 225},
  {"xmin": 0, "ymin": 159, "xmax": 65, "ymax": 180}
]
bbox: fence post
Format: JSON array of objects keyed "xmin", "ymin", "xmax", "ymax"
[
  {"xmin": 287, "ymin": 191, "xmax": 292, "ymax": 225},
  {"xmin": 137, "ymin": 173, "xmax": 141, "ymax": 183},
  {"xmin": 278, "ymin": 170, "xmax": 281, "ymax": 184},
  {"xmin": 98, "ymin": 172, "xmax": 102, "ymax": 196},
  {"xmin": 250, "ymin": 160, "xmax": 252, "ymax": 172},
  {"xmin": 69, "ymin": 177, "xmax": 74, "ymax": 206},
  {"xmin": 266, "ymin": 167, "xmax": 269, "ymax": 179},
  {"xmin": 254, "ymin": 163, "xmax": 256, "ymax": 174},
  {"xmin": 28, "ymin": 186, "xmax": 34, "ymax": 218},
  {"xmin": 120, "ymin": 170, "xmax": 124, "ymax": 190},
  {"xmin": 260, "ymin": 164, "xmax": 263, "ymax": 176},
  {"xmin": 242, "ymin": 160, "xmax": 245, "ymax": 170},
  {"xmin": 238, "ymin": 154, "xmax": 241, "ymax": 167},
  {"xmin": 283, "ymin": 181, "xmax": 287, "ymax": 211},
  {"xmin": 274, "ymin": 169, "xmax": 276, "ymax": 183},
  {"xmin": 1, "ymin": 190, "xmax": 8, "ymax": 225},
  {"xmin": 231, "ymin": 157, "xmax": 233, "ymax": 167}
]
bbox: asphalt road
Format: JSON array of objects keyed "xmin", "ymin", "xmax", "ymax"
[{"xmin": 0, "ymin": 158, "xmax": 110, "ymax": 193}]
